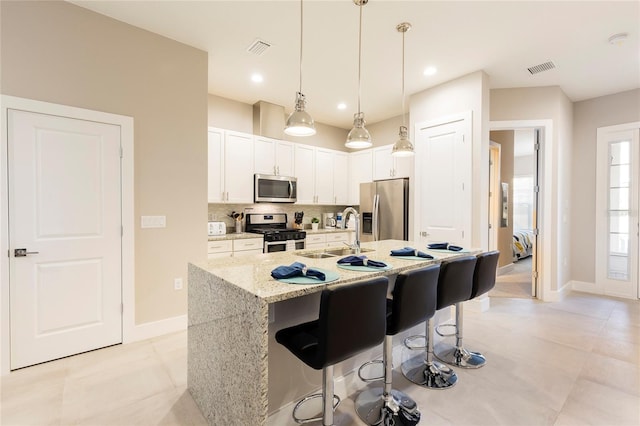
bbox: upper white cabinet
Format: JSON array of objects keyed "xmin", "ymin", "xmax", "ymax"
[
  {"xmin": 207, "ymin": 128, "xmax": 225, "ymax": 203},
  {"xmin": 254, "ymin": 136, "xmax": 294, "ymax": 177},
  {"xmin": 373, "ymin": 145, "xmax": 413, "ymax": 180},
  {"xmin": 314, "ymin": 148, "xmax": 335, "ymax": 204},
  {"xmin": 348, "ymin": 149, "xmax": 373, "ymax": 204},
  {"xmin": 294, "ymin": 144, "xmax": 316, "ymax": 204},
  {"xmin": 208, "ymin": 127, "xmax": 254, "ymax": 204},
  {"xmin": 333, "ymin": 152, "xmax": 349, "ymax": 205},
  {"xmin": 294, "ymin": 145, "xmax": 349, "ymax": 205}
]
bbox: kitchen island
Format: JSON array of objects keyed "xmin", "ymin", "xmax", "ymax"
[{"xmin": 188, "ymin": 239, "xmax": 478, "ymax": 425}]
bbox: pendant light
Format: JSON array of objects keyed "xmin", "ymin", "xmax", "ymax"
[
  {"xmin": 285, "ymin": 0, "xmax": 316, "ymax": 137},
  {"xmin": 391, "ymin": 22, "xmax": 414, "ymax": 157},
  {"xmin": 345, "ymin": 0, "xmax": 372, "ymax": 149}
]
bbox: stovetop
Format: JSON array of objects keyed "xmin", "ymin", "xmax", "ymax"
[
  {"xmin": 248, "ymin": 228, "xmax": 306, "ymax": 242},
  {"xmin": 245, "ymin": 213, "xmax": 305, "ymax": 241}
]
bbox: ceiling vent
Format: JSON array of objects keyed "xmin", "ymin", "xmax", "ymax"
[
  {"xmin": 527, "ymin": 61, "xmax": 556, "ymax": 75},
  {"xmin": 247, "ymin": 39, "xmax": 271, "ymax": 56}
]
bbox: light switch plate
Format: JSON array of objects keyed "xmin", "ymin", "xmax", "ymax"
[{"xmin": 141, "ymin": 215, "xmax": 166, "ymax": 228}]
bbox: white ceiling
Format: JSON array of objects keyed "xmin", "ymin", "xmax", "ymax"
[{"xmin": 70, "ymin": 0, "xmax": 639, "ymax": 130}]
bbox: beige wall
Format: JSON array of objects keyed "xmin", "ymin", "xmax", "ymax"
[
  {"xmin": 1, "ymin": 1, "xmax": 208, "ymax": 324},
  {"xmin": 491, "ymin": 131, "xmax": 515, "ymax": 267},
  {"xmin": 208, "ymin": 94, "xmax": 349, "ymax": 151},
  {"xmin": 491, "ymin": 86, "xmax": 573, "ymax": 292},
  {"xmin": 366, "ymin": 114, "xmax": 405, "ymax": 148},
  {"xmin": 572, "ymin": 89, "xmax": 640, "ymax": 284},
  {"xmin": 410, "ymin": 71, "xmax": 491, "ymax": 248}
]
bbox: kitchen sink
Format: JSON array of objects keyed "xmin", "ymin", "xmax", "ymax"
[
  {"xmin": 324, "ymin": 247, "xmax": 374, "ymax": 256},
  {"xmin": 297, "ymin": 247, "xmax": 374, "ymax": 259},
  {"xmin": 298, "ymin": 252, "xmax": 337, "ymax": 259}
]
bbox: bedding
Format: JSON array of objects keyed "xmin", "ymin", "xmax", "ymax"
[{"xmin": 513, "ymin": 229, "xmax": 534, "ymax": 261}]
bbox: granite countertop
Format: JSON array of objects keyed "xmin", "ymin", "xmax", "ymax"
[
  {"xmin": 207, "ymin": 228, "xmax": 355, "ymax": 241},
  {"xmin": 192, "ymin": 239, "xmax": 479, "ymax": 304}
]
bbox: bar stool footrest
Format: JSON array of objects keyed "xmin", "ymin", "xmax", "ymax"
[
  {"xmin": 403, "ymin": 334, "xmax": 427, "ymax": 350},
  {"xmin": 357, "ymin": 359, "xmax": 385, "ymax": 383},
  {"xmin": 435, "ymin": 322, "xmax": 457, "ymax": 337},
  {"xmin": 292, "ymin": 393, "xmax": 341, "ymax": 424}
]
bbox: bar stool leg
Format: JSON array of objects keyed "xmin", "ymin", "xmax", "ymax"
[
  {"xmin": 401, "ymin": 318, "xmax": 457, "ymax": 389},
  {"xmin": 435, "ymin": 302, "xmax": 486, "ymax": 369},
  {"xmin": 355, "ymin": 336, "xmax": 419, "ymax": 425},
  {"xmin": 292, "ymin": 365, "xmax": 341, "ymax": 425}
]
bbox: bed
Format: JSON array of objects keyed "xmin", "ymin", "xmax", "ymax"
[{"xmin": 512, "ymin": 229, "xmax": 534, "ymax": 261}]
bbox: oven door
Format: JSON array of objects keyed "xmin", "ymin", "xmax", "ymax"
[
  {"xmin": 264, "ymin": 240, "xmax": 287, "ymax": 253},
  {"xmin": 286, "ymin": 239, "xmax": 305, "ymax": 251},
  {"xmin": 254, "ymin": 174, "xmax": 297, "ymax": 203}
]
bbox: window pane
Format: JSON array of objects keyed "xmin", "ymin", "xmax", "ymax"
[
  {"xmin": 609, "ymin": 187, "xmax": 629, "ymax": 210},
  {"xmin": 609, "ymin": 211, "xmax": 629, "ymax": 233},
  {"xmin": 609, "ymin": 233, "xmax": 629, "ymax": 255},
  {"xmin": 608, "ymin": 254, "xmax": 629, "ymax": 280},
  {"xmin": 610, "ymin": 141, "xmax": 630, "ymax": 165},
  {"xmin": 610, "ymin": 164, "xmax": 630, "ymax": 188}
]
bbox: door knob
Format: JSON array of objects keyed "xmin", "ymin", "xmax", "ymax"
[{"xmin": 15, "ymin": 248, "xmax": 39, "ymax": 257}]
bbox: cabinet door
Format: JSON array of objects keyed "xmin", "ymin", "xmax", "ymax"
[
  {"xmin": 208, "ymin": 128, "xmax": 225, "ymax": 203},
  {"xmin": 373, "ymin": 145, "xmax": 394, "ymax": 180},
  {"xmin": 393, "ymin": 153, "xmax": 414, "ymax": 178},
  {"xmin": 315, "ymin": 148, "xmax": 334, "ymax": 204},
  {"xmin": 275, "ymin": 141, "xmax": 295, "ymax": 177},
  {"xmin": 333, "ymin": 152, "xmax": 349, "ymax": 205},
  {"xmin": 348, "ymin": 150, "xmax": 373, "ymax": 204},
  {"xmin": 254, "ymin": 136, "xmax": 277, "ymax": 175},
  {"xmin": 224, "ymin": 131, "xmax": 254, "ymax": 203},
  {"xmin": 294, "ymin": 144, "xmax": 316, "ymax": 204}
]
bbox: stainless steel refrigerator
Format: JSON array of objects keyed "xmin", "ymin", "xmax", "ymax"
[{"xmin": 360, "ymin": 178, "xmax": 409, "ymax": 242}]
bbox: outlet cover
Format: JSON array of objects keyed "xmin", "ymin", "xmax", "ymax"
[{"xmin": 174, "ymin": 278, "xmax": 183, "ymax": 290}]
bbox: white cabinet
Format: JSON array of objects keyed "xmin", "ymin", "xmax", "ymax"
[
  {"xmin": 208, "ymin": 128, "xmax": 254, "ymax": 204},
  {"xmin": 207, "ymin": 240, "xmax": 233, "ymax": 259},
  {"xmin": 294, "ymin": 144, "xmax": 316, "ymax": 204},
  {"xmin": 207, "ymin": 128, "xmax": 225, "ymax": 203},
  {"xmin": 373, "ymin": 145, "xmax": 413, "ymax": 180},
  {"xmin": 295, "ymin": 145, "xmax": 350, "ymax": 205},
  {"xmin": 325, "ymin": 232, "xmax": 352, "ymax": 246},
  {"xmin": 333, "ymin": 152, "xmax": 349, "ymax": 205},
  {"xmin": 233, "ymin": 238, "xmax": 263, "ymax": 256},
  {"xmin": 314, "ymin": 148, "xmax": 335, "ymax": 204},
  {"xmin": 348, "ymin": 149, "xmax": 373, "ymax": 204},
  {"xmin": 305, "ymin": 233, "xmax": 326, "ymax": 249},
  {"xmin": 254, "ymin": 137, "xmax": 294, "ymax": 177}
]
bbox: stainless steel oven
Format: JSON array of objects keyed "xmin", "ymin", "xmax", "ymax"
[{"xmin": 245, "ymin": 213, "xmax": 306, "ymax": 253}]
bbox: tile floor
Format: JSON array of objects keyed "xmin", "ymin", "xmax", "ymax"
[
  {"xmin": 1, "ymin": 291, "xmax": 638, "ymax": 426},
  {"xmin": 490, "ymin": 257, "xmax": 533, "ymax": 299}
]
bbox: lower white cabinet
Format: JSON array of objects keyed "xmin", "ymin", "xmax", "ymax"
[
  {"xmin": 207, "ymin": 240, "xmax": 233, "ymax": 259},
  {"xmin": 208, "ymin": 237, "xmax": 263, "ymax": 259},
  {"xmin": 325, "ymin": 232, "xmax": 353, "ymax": 246},
  {"xmin": 233, "ymin": 238, "xmax": 263, "ymax": 256},
  {"xmin": 305, "ymin": 232, "xmax": 355, "ymax": 249},
  {"xmin": 305, "ymin": 234, "xmax": 327, "ymax": 249}
]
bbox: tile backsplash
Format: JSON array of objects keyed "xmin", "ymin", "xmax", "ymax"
[{"xmin": 208, "ymin": 203, "xmax": 357, "ymax": 232}]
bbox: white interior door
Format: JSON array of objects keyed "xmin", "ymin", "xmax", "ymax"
[
  {"xmin": 596, "ymin": 125, "xmax": 639, "ymax": 299},
  {"xmin": 416, "ymin": 119, "xmax": 471, "ymax": 247},
  {"xmin": 9, "ymin": 109, "xmax": 123, "ymax": 369}
]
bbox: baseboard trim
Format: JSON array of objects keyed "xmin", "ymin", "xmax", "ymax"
[
  {"xmin": 570, "ymin": 280, "xmax": 599, "ymax": 294},
  {"xmin": 544, "ymin": 281, "xmax": 571, "ymax": 302},
  {"xmin": 497, "ymin": 263, "xmax": 514, "ymax": 276},
  {"xmin": 124, "ymin": 314, "xmax": 187, "ymax": 343}
]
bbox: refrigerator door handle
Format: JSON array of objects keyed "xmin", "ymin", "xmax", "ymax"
[{"xmin": 373, "ymin": 194, "xmax": 380, "ymax": 241}]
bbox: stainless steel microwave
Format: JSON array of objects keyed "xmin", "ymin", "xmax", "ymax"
[{"xmin": 254, "ymin": 174, "xmax": 297, "ymax": 203}]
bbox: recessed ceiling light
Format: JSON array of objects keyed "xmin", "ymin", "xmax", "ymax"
[
  {"xmin": 251, "ymin": 73, "xmax": 264, "ymax": 83},
  {"xmin": 423, "ymin": 66, "xmax": 437, "ymax": 76},
  {"xmin": 337, "ymin": 103, "xmax": 347, "ymax": 110},
  {"xmin": 608, "ymin": 32, "xmax": 628, "ymax": 46}
]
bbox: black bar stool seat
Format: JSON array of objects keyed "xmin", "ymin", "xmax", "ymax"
[{"xmin": 276, "ymin": 277, "xmax": 388, "ymax": 425}]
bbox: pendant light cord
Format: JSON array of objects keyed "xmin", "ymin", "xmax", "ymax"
[
  {"xmin": 299, "ymin": 0, "xmax": 303, "ymax": 93},
  {"xmin": 401, "ymin": 29, "xmax": 405, "ymax": 128},
  {"xmin": 357, "ymin": 1, "xmax": 363, "ymax": 114}
]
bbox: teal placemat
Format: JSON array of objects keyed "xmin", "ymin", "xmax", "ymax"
[
  {"xmin": 391, "ymin": 255, "xmax": 437, "ymax": 261},
  {"xmin": 276, "ymin": 268, "xmax": 340, "ymax": 285},
  {"xmin": 337, "ymin": 263, "xmax": 392, "ymax": 272}
]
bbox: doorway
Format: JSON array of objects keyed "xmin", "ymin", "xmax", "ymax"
[{"xmin": 488, "ymin": 128, "xmax": 540, "ymax": 298}]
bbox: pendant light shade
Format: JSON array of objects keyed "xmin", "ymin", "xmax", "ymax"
[
  {"xmin": 285, "ymin": 0, "xmax": 316, "ymax": 137},
  {"xmin": 346, "ymin": 0, "xmax": 372, "ymax": 149},
  {"xmin": 285, "ymin": 92, "xmax": 316, "ymax": 136},
  {"xmin": 391, "ymin": 22, "xmax": 414, "ymax": 157}
]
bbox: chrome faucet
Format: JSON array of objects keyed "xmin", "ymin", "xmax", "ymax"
[{"xmin": 341, "ymin": 207, "xmax": 360, "ymax": 254}]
